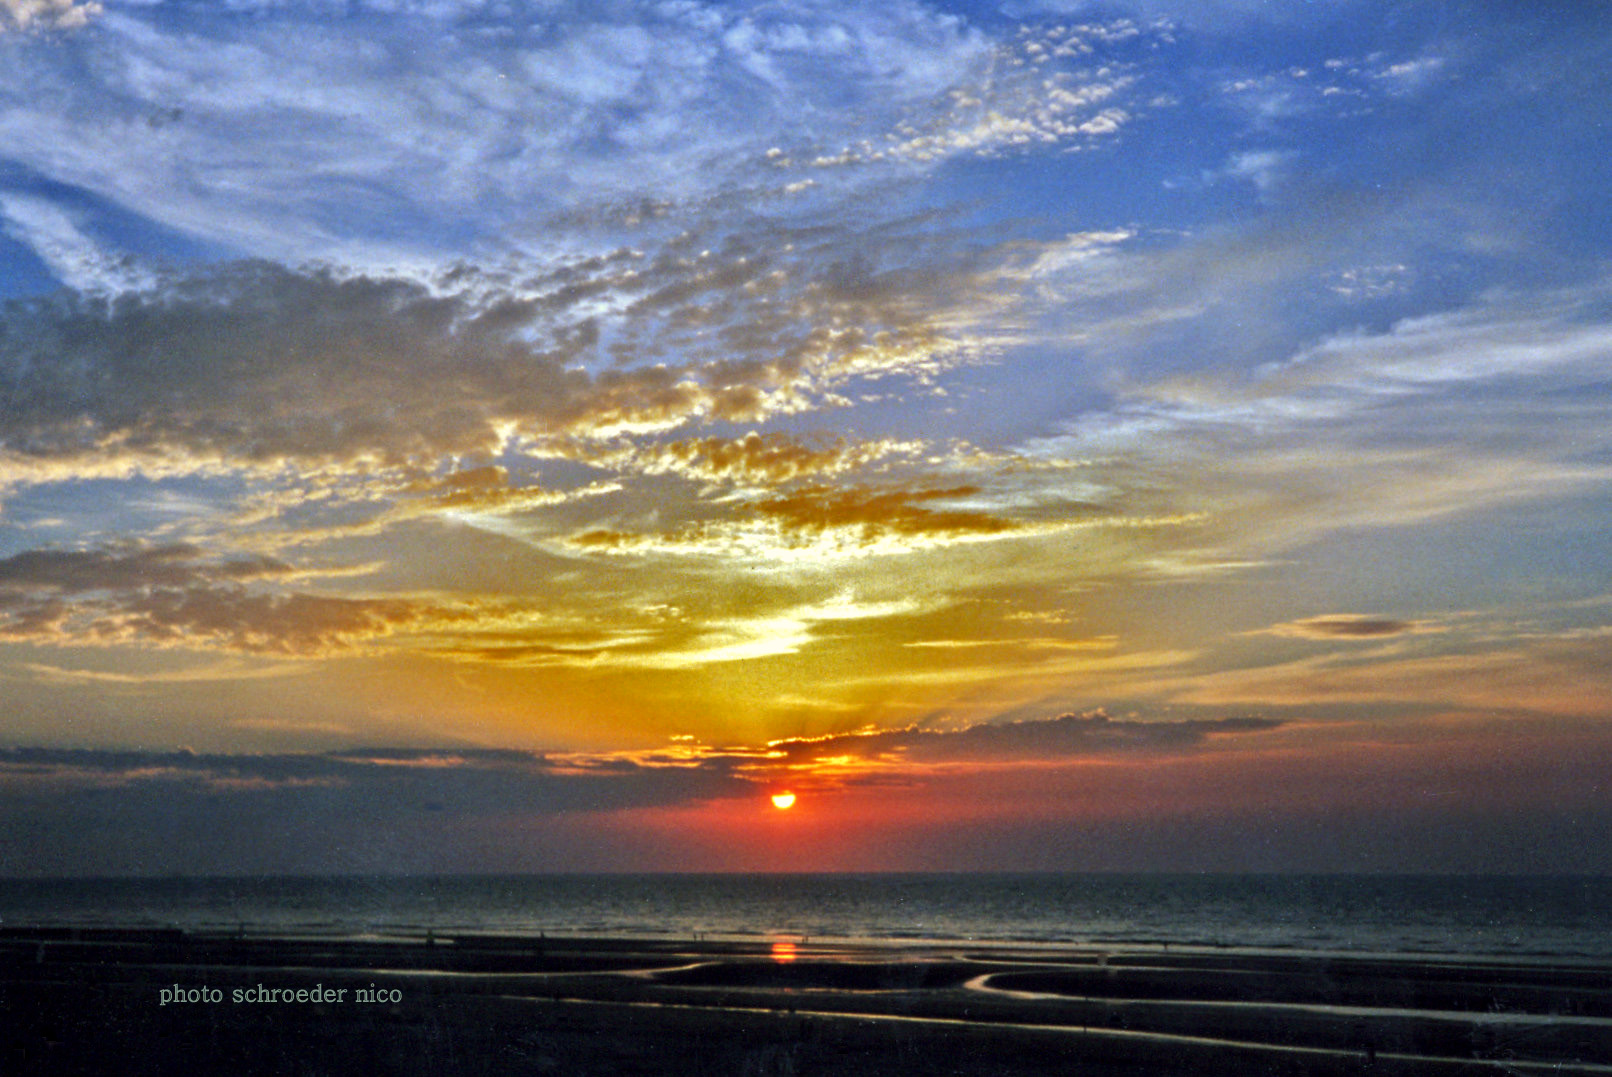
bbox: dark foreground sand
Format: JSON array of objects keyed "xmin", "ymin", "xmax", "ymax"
[{"xmin": 3, "ymin": 928, "xmax": 1609, "ymax": 1075}]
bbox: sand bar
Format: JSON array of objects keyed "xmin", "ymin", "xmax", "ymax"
[{"xmin": 4, "ymin": 927, "xmax": 1610, "ymax": 1074}]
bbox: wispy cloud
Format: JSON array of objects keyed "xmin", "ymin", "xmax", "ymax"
[
  {"xmin": 1164, "ymin": 628, "xmax": 1612, "ymax": 719},
  {"xmin": 1021, "ymin": 284, "xmax": 1612, "ymax": 571},
  {"xmin": 0, "ymin": 192, "xmax": 149, "ymax": 293},
  {"xmin": 0, "ymin": 0, "xmax": 992, "ymax": 269}
]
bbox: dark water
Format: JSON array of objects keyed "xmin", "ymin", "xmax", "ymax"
[{"xmin": 3, "ymin": 874, "xmax": 1609, "ymax": 958}]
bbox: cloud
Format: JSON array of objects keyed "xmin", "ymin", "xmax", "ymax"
[
  {"xmin": 98, "ymin": 587, "xmax": 435, "ymax": 655},
  {"xmin": 0, "ymin": 743, "xmax": 754, "ymax": 816},
  {"xmin": 0, "ymin": 542, "xmax": 288, "ymax": 592},
  {"xmin": 1214, "ymin": 149, "xmax": 1294, "ymax": 194},
  {"xmin": 395, "ymin": 468, "xmax": 622, "ymax": 516},
  {"xmin": 0, "ymin": 0, "xmax": 99, "ymax": 32},
  {"xmin": 1326, "ymin": 264, "xmax": 1412, "ymax": 300},
  {"xmin": 1164, "ymin": 629, "xmax": 1612, "ymax": 719},
  {"xmin": 3, "ymin": 257, "xmax": 790, "ymax": 468},
  {"xmin": 555, "ymin": 445, "xmax": 1199, "ymax": 574},
  {"xmin": 1017, "ymin": 283, "xmax": 1612, "ymax": 573},
  {"xmin": 765, "ymin": 708, "xmax": 1283, "ymax": 770},
  {"xmin": 0, "ymin": 193, "xmax": 151, "ymax": 293},
  {"xmin": 0, "ymin": 709, "xmax": 1283, "ymax": 808},
  {"xmin": 738, "ymin": 18, "xmax": 1146, "ymax": 169},
  {"xmin": 904, "ymin": 636, "xmax": 1114, "ymax": 651},
  {"xmin": 0, "ymin": 7, "xmax": 1175, "ymax": 622},
  {"xmin": 611, "ymin": 593, "xmax": 925, "ymax": 670},
  {"xmin": 1252, "ymin": 292, "xmax": 1612, "ymax": 394},
  {"xmin": 753, "ymin": 483, "xmax": 1021, "ymax": 540},
  {"xmin": 0, "ymin": 541, "xmax": 462, "ymax": 654},
  {"xmin": 0, "ymin": 0, "xmax": 990, "ymax": 269},
  {"xmin": 564, "ymin": 480, "xmax": 1064, "ymax": 563},
  {"xmin": 1, "ymin": 265, "xmax": 514, "ymax": 468},
  {"xmin": 0, "ymin": 579, "xmax": 437, "ymax": 655},
  {"xmin": 873, "ymin": 65, "xmax": 1138, "ymax": 163},
  {"xmin": 0, "ymin": 206, "xmax": 1027, "ymax": 487},
  {"xmin": 614, "ymin": 431, "xmax": 924, "ymax": 486},
  {"xmin": 5, "ymin": 726, "xmax": 1607, "ymax": 875},
  {"xmin": 18, "ymin": 657, "xmax": 304, "ymax": 686},
  {"xmin": 1371, "ymin": 54, "xmax": 1447, "ymax": 95},
  {"xmin": 0, "ymin": 0, "xmax": 1603, "ymax": 792},
  {"xmin": 1261, "ymin": 614, "xmax": 1442, "ymax": 641},
  {"xmin": 430, "ymin": 591, "xmax": 926, "ymax": 671},
  {"xmin": 1004, "ymin": 0, "xmax": 1361, "ymax": 30}
]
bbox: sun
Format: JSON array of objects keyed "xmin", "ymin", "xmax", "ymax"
[{"xmin": 770, "ymin": 792, "xmax": 797, "ymax": 810}]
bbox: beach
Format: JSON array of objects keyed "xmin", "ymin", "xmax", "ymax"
[{"xmin": 4, "ymin": 927, "xmax": 1609, "ymax": 1075}]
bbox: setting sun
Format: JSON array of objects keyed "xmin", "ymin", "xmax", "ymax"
[{"xmin": 770, "ymin": 792, "xmax": 797, "ymax": 810}]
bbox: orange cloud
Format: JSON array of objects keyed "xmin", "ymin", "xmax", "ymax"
[
  {"xmin": 622, "ymin": 431, "xmax": 923, "ymax": 485},
  {"xmin": 752, "ymin": 483, "xmax": 1020, "ymax": 540}
]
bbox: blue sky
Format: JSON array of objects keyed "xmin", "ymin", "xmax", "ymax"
[{"xmin": 2, "ymin": 0, "xmax": 1610, "ymax": 873}]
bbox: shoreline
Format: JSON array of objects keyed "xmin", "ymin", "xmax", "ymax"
[{"xmin": 5, "ymin": 927, "xmax": 1610, "ymax": 1074}]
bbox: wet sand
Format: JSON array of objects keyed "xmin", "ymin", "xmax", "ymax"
[{"xmin": 3, "ymin": 927, "xmax": 1609, "ymax": 1074}]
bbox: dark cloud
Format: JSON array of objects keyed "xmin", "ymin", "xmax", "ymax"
[
  {"xmin": 0, "ymin": 217, "xmax": 996, "ymax": 478},
  {"xmin": 0, "ymin": 541, "xmax": 452, "ymax": 653},
  {"xmin": 0, "ymin": 712, "xmax": 1280, "ymax": 816},
  {"xmin": 0, "ymin": 584, "xmax": 437, "ymax": 654},
  {"xmin": 1, "ymin": 263, "xmax": 577, "ymax": 465},
  {"xmin": 0, "ymin": 591, "xmax": 67, "ymax": 637},
  {"xmin": 0, "ymin": 745, "xmax": 751, "ymax": 814},
  {"xmin": 104, "ymin": 587, "xmax": 431, "ymax": 654},
  {"xmin": 769, "ymin": 709, "xmax": 1284, "ymax": 766},
  {"xmin": 0, "ymin": 543, "xmax": 289, "ymax": 592},
  {"xmin": 1265, "ymin": 614, "xmax": 1434, "ymax": 640},
  {"xmin": 0, "ymin": 744, "xmax": 759, "ymax": 873},
  {"xmin": 0, "ymin": 713, "xmax": 1289, "ymax": 875}
]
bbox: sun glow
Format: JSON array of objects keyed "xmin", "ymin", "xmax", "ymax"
[{"xmin": 770, "ymin": 792, "xmax": 797, "ymax": 810}]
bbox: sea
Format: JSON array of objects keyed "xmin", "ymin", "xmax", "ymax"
[{"xmin": 3, "ymin": 874, "xmax": 1609, "ymax": 960}]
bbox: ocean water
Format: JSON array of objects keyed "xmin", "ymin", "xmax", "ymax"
[{"xmin": 3, "ymin": 874, "xmax": 1609, "ymax": 959}]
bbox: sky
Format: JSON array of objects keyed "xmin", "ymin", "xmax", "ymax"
[{"xmin": 1, "ymin": 0, "xmax": 1609, "ymax": 875}]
